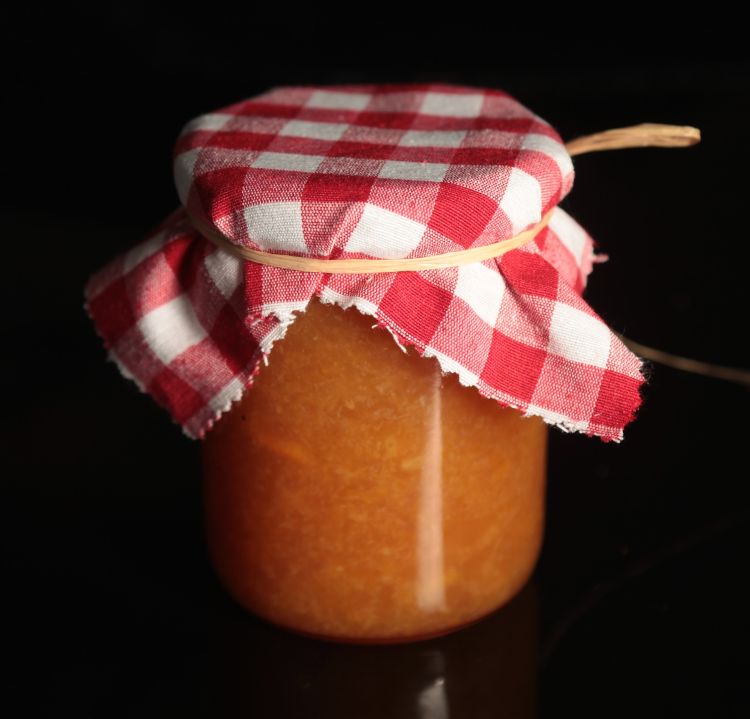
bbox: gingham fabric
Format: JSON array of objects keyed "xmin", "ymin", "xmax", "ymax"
[{"xmin": 83, "ymin": 83, "xmax": 645, "ymax": 442}]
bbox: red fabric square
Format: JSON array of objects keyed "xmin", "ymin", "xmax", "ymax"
[
  {"xmin": 302, "ymin": 173, "xmax": 376, "ymax": 203},
  {"xmin": 201, "ymin": 130, "xmax": 276, "ymax": 152},
  {"xmin": 194, "ymin": 167, "xmax": 251, "ymax": 220},
  {"xmin": 86, "ymin": 277, "xmax": 135, "ymax": 344},
  {"xmin": 148, "ymin": 366, "xmax": 206, "ymax": 425},
  {"xmin": 428, "ymin": 183, "xmax": 498, "ymax": 248},
  {"xmin": 481, "ymin": 331, "xmax": 547, "ymax": 401},
  {"xmin": 243, "ymin": 261, "xmax": 265, "ymax": 309},
  {"xmin": 452, "ymin": 147, "xmax": 519, "ymax": 166},
  {"xmin": 355, "ymin": 111, "xmax": 418, "ymax": 129},
  {"xmin": 126, "ymin": 254, "xmax": 180, "ymax": 317},
  {"xmin": 500, "ymin": 251, "xmax": 559, "ymax": 300},
  {"xmin": 208, "ymin": 304, "xmax": 261, "ymax": 374},
  {"xmin": 475, "ymin": 117, "xmax": 535, "ymax": 134},
  {"xmin": 379, "ymin": 274, "xmax": 453, "ymax": 345},
  {"xmin": 232, "ymin": 101, "xmax": 300, "ymax": 118},
  {"xmin": 162, "ymin": 235, "xmax": 209, "ymax": 290},
  {"xmin": 592, "ymin": 370, "xmax": 644, "ymax": 429}
]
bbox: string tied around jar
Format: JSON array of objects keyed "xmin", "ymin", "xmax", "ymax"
[
  {"xmin": 186, "ymin": 123, "xmax": 700, "ymax": 274},
  {"xmin": 185, "ymin": 122, "xmax": 750, "ymax": 389}
]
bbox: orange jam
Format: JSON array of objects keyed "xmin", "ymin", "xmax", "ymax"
[{"xmin": 201, "ymin": 298, "xmax": 547, "ymax": 643}]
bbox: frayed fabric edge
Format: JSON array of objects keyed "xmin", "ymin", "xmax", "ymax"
[
  {"xmin": 188, "ymin": 300, "xmax": 313, "ymax": 441},
  {"xmin": 85, "ymin": 284, "xmax": 642, "ymax": 444},
  {"xmin": 198, "ymin": 292, "xmax": 640, "ymax": 444},
  {"xmin": 82, "ymin": 292, "xmax": 155, "ymax": 416}
]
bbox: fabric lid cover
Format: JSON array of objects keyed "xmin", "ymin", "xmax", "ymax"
[{"xmin": 83, "ymin": 83, "xmax": 644, "ymax": 442}]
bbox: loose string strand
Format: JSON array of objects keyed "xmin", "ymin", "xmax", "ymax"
[{"xmin": 616, "ymin": 333, "xmax": 750, "ymax": 388}]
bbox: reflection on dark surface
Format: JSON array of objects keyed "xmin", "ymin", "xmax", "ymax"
[
  {"xmin": 139, "ymin": 586, "xmax": 538, "ymax": 719},
  {"xmin": 201, "ymin": 583, "xmax": 536, "ymax": 718},
  {"xmin": 5, "ymin": 491, "xmax": 746, "ymax": 717},
  {"xmin": 539, "ymin": 515, "xmax": 747, "ymax": 718},
  {"xmin": 4, "ymin": 479, "xmax": 539, "ymax": 719}
]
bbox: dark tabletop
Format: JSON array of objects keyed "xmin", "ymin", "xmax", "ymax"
[{"xmin": 3, "ymin": 10, "xmax": 748, "ymax": 717}]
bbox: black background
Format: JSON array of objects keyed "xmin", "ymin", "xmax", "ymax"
[{"xmin": 3, "ymin": 8, "xmax": 749, "ymax": 717}]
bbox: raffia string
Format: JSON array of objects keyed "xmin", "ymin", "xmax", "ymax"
[
  {"xmin": 563, "ymin": 124, "xmax": 747, "ymax": 385},
  {"xmin": 565, "ymin": 123, "xmax": 701, "ymax": 157},
  {"xmin": 568, "ymin": 124, "xmax": 745, "ymax": 388},
  {"xmin": 616, "ymin": 334, "xmax": 750, "ymax": 388},
  {"xmin": 187, "ymin": 206, "xmax": 556, "ymax": 274},
  {"xmin": 188, "ymin": 123, "xmax": 700, "ymax": 274},
  {"xmin": 188, "ymin": 122, "xmax": 748, "ymax": 387}
]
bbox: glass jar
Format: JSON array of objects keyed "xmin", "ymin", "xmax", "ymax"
[{"xmin": 201, "ymin": 298, "xmax": 547, "ymax": 643}]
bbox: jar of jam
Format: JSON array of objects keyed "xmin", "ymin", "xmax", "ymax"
[
  {"xmin": 83, "ymin": 83, "xmax": 695, "ymax": 646},
  {"xmin": 201, "ymin": 297, "xmax": 547, "ymax": 642}
]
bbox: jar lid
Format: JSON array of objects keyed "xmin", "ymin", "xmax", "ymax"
[{"xmin": 83, "ymin": 83, "xmax": 645, "ymax": 442}]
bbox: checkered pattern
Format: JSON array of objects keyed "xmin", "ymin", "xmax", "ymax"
[{"xmin": 83, "ymin": 83, "xmax": 645, "ymax": 442}]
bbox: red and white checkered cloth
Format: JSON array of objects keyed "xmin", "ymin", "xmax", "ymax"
[{"xmin": 83, "ymin": 83, "xmax": 644, "ymax": 442}]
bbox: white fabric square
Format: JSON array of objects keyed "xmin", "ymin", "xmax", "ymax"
[
  {"xmin": 549, "ymin": 208, "xmax": 588, "ymax": 265},
  {"xmin": 399, "ymin": 130, "xmax": 467, "ymax": 147},
  {"xmin": 499, "ymin": 167, "xmax": 542, "ymax": 233},
  {"xmin": 306, "ymin": 90, "xmax": 371, "ymax": 110},
  {"xmin": 345, "ymin": 203, "xmax": 427, "ymax": 259},
  {"xmin": 454, "ymin": 262, "xmax": 506, "ymax": 328},
  {"xmin": 244, "ymin": 201, "xmax": 308, "ymax": 253},
  {"xmin": 421, "ymin": 92, "xmax": 484, "ymax": 118},
  {"xmin": 549, "ymin": 303, "xmax": 611, "ymax": 367},
  {"xmin": 379, "ymin": 160, "xmax": 449, "ymax": 182},
  {"xmin": 251, "ymin": 152, "xmax": 324, "ymax": 173},
  {"xmin": 279, "ymin": 120, "xmax": 348, "ymax": 141},
  {"xmin": 203, "ymin": 249, "xmax": 243, "ymax": 299},
  {"xmin": 138, "ymin": 294, "xmax": 208, "ymax": 365}
]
